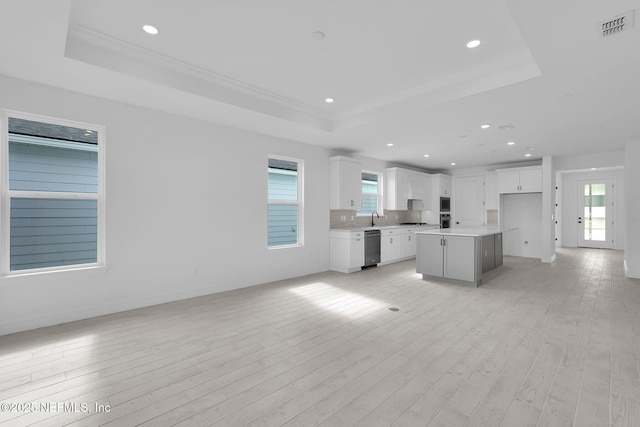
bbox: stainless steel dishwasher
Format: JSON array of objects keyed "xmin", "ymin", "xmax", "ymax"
[{"xmin": 364, "ymin": 229, "xmax": 381, "ymax": 267}]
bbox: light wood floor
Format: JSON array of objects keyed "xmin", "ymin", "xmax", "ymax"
[{"xmin": 1, "ymin": 248, "xmax": 640, "ymax": 426}]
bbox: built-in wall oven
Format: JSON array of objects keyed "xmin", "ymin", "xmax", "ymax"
[
  {"xmin": 440, "ymin": 197, "xmax": 451, "ymax": 212},
  {"xmin": 440, "ymin": 214, "xmax": 451, "ymax": 229}
]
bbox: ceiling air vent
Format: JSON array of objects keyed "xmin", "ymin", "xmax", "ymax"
[
  {"xmin": 599, "ymin": 10, "xmax": 634, "ymax": 37},
  {"xmin": 497, "ymin": 124, "xmax": 514, "ymax": 130}
]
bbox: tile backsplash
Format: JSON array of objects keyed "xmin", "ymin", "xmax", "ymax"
[{"xmin": 330, "ymin": 210, "xmax": 421, "ymax": 228}]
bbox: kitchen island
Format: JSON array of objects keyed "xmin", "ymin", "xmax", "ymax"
[{"xmin": 415, "ymin": 227, "xmax": 509, "ymax": 286}]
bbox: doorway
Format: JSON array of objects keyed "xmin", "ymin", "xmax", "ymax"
[{"xmin": 577, "ymin": 179, "xmax": 614, "ymax": 249}]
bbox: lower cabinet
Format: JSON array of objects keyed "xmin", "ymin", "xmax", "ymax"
[
  {"xmin": 381, "ymin": 229, "xmax": 403, "ymax": 262},
  {"xmin": 406, "ymin": 231, "xmax": 416, "ymax": 256},
  {"xmin": 330, "ymin": 226, "xmax": 439, "ymax": 273},
  {"xmin": 330, "ymin": 230, "xmax": 365, "ymax": 273},
  {"xmin": 416, "ymin": 234, "xmax": 478, "ymax": 283},
  {"xmin": 381, "ymin": 228, "xmax": 417, "ymax": 263},
  {"xmin": 444, "ymin": 236, "xmax": 477, "ymax": 282},
  {"xmin": 481, "ymin": 232, "xmax": 503, "ymax": 273}
]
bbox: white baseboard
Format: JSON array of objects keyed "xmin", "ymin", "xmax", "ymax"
[{"xmin": 0, "ymin": 284, "xmax": 220, "ymax": 336}]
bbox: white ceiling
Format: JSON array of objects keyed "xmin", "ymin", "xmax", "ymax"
[{"xmin": 1, "ymin": 0, "xmax": 639, "ymax": 170}]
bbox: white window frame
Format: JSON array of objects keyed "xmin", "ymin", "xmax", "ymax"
[
  {"xmin": 0, "ymin": 110, "xmax": 106, "ymax": 277},
  {"xmin": 356, "ymin": 170, "xmax": 383, "ymax": 216},
  {"xmin": 267, "ymin": 155, "xmax": 303, "ymax": 249}
]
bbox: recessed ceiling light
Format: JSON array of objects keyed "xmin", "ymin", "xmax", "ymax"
[
  {"xmin": 325, "ymin": 98, "xmax": 334, "ymax": 103},
  {"xmin": 591, "ymin": 167, "xmax": 597, "ymax": 170},
  {"xmin": 143, "ymin": 25, "xmax": 159, "ymax": 35},
  {"xmin": 481, "ymin": 124, "xmax": 490, "ymax": 129},
  {"xmin": 423, "ymin": 154, "xmax": 430, "ymax": 157},
  {"xmin": 387, "ymin": 143, "xmax": 394, "ymax": 147},
  {"xmin": 451, "ymin": 162, "xmax": 456, "ymax": 166},
  {"xmin": 466, "ymin": 39, "xmax": 481, "ymax": 48},
  {"xmin": 507, "ymin": 141, "xmax": 515, "ymax": 145},
  {"xmin": 524, "ymin": 153, "xmax": 532, "ymax": 157}
]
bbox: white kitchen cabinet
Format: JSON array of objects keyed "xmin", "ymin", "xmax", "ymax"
[
  {"xmin": 429, "ymin": 173, "xmax": 451, "ymax": 213},
  {"xmin": 384, "ymin": 168, "xmax": 409, "ymax": 210},
  {"xmin": 330, "ymin": 230, "xmax": 364, "ymax": 273},
  {"xmin": 416, "ymin": 234, "xmax": 477, "ymax": 282},
  {"xmin": 407, "ymin": 171, "xmax": 430, "ymax": 202},
  {"xmin": 497, "ymin": 166, "xmax": 542, "ymax": 194},
  {"xmin": 405, "ymin": 229, "xmax": 417, "ymax": 256},
  {"xmin": 381, "ymin": 227, "xmax": 419, "ymax": 263},
  {"xmin": 330, "ymin": 156, "xmax": 362, "ymax": 210},
  {"xmin": 484, "ymin": 172, "xmax": 499, "ymax": 210},
  {"xmin": 381, "ymin": 228, "xmax": 403, "ymax": 263},
  {"xmin": 435, "ymin": 174, "xmax": 451, "ymax": 197}
]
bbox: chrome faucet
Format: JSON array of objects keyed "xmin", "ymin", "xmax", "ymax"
[{"xmin": 371, "ymin": 211, "xmax": 379, "ymax": 227}]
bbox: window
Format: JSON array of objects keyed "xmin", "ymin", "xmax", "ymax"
[
  {"xmin": 267, "ymin": 156, "xmax": 303, "ymax": 248},
  {"xmin": 1, "ymin": 111, "xmax": 105, "ymax": 275},
  {"xmin": 357, "ymin": 171, "xmax": 382, "ymax": 216}
]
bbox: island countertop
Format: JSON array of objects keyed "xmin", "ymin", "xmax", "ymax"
[{"xmin": 415, "ymin": 226, "xmax": 515, "ymax": 237}]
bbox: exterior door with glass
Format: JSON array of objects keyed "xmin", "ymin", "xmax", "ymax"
[{"xmin": 577, "ymin": 179, "xmax": 614, "ymax": 249}]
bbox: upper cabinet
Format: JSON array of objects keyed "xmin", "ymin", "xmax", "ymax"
[
  {"xmin": 384, "ymin": 168, "xmax": 409, "ymax": 210},
  {"xmin": 432, "ymin": 174, "xmax": 451, "ymax": 197},
  {"xmin": 429, "ymin": 173, "xmax": 451, "ymax": 213},
  {"xmin": 407, "ymin": 171, "xmax": 430, "ymax": 202},
  {"xmin": 330, "ymin": 156, "xmax": 362, "ymax": 210},
  {"xmin": 384, "ymin": 167, "xmax": 434, "ymax": 210},
  {"xmin": 484, "ymin": 172, "xmax": 499, "ymax": 210},
  {"xmin": 496, "ymin": 166, "xmax": 542, "ymax": 194}
]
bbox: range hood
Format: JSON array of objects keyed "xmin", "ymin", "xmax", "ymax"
[{"xmin": 408, "ymin": 199, "xmax": 424, "ymax": 210}]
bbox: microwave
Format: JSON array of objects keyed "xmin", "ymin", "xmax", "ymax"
[{"xmin": 440, "ymin": 197, "xmax": 450, "ymax": 212}]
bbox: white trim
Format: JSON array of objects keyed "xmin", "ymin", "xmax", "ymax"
[
  {"xmin": 9, "ymin": 134, "xmax": 98, "ymax": 152},
  {"xmin": 66, "ymin": 24, "xmax": 331, "ymax": 123},
  {"xmin": 0, "ymin": 109, "xmax": 106, "ymax": 277}
]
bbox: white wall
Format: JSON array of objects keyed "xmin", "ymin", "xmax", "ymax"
[
  {"xmin": 501, "ymin": 193, "xmax": 543, "ymax": 258},
  {"xmin": 554, "ymin": 151, "xmax": 625, "ymax": 171},
  {"xmin": 559, "ymin": 168, "xmax": 625, "ymax": 249},
  {"xmin": 0, "ymin": 75, "xmax": 331, "ymax": 335},
  {"xmin": 625, "ymin": 141, "xmax": 640, "ymax": 278}
]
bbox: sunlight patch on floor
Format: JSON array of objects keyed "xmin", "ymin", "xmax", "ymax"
[{"xmin": 289, "ymin": 282, "xmax": 386, "ymax": 319}]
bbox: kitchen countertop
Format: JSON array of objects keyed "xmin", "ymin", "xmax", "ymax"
[
  {"xmin": 415, "ymin": 226, "xmax": 515, "ymax": 237},
  {"xmin": 330, "ymin": 224, "xmax": 440, "ymax": 232}
]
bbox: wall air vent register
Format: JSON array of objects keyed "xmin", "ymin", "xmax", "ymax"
[{"xmin": 599, "ymin": 10, "xmax": 635, "ymax": 37}]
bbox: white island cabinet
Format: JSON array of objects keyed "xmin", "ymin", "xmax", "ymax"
[{"xmin": 416, "ymin": 228, "xmax": 506, "ymax": 286}]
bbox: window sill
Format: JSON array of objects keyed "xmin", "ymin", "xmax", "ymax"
[
  {"xmin": 268, "ymin": 243, "xmax": 303, "ymax": 250},
  {"xmin": 1, "ymin": 265, "xmax": 108, "ymax": 284}
]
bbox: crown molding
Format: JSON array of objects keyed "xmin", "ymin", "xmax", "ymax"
[{"xmin": 66, "ymin": 24, "xmax": 333, "ymax": 129}]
